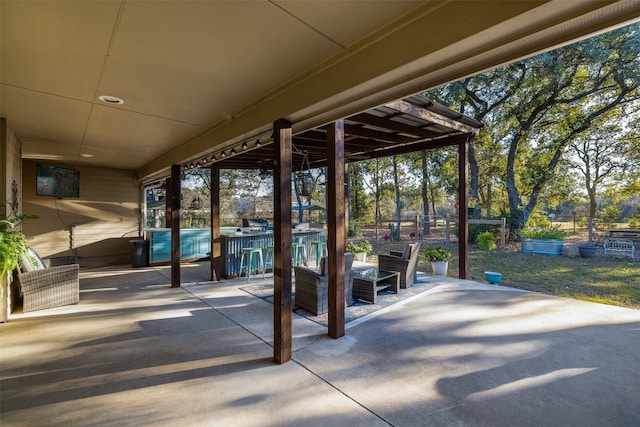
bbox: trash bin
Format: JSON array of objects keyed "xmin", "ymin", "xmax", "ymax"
[{"xmin": 129, "ymin": 239, "xmax": 149, "ymax": 268}]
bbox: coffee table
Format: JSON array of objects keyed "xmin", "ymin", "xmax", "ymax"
[{"xmin": 352, "ymin": 268, "xmax": 399, "ymax": 304}]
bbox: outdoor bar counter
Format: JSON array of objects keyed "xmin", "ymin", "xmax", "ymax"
[
  {"xmin": 146, "ymin": 228, "xmax": 323, "ymax": 277},
  {"xmin": 220, "ymin": 229, "xmax": 323, "ymax": 278}
]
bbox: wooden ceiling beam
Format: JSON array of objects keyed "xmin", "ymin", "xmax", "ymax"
[
  {"xmin": 347, "ymin": 112, "xmax": 439, "ymax": 138},
  {"xmin": 385, "ymin": 100, "xmax": 480, "ymax": 134}
]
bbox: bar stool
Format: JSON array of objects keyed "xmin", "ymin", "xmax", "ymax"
[
  {"xmin": 262, "ymin": 245, "xmax": 274, "ymax": 272},
  {"xmin": 292, "ymin": 236, "xmax": 307, "ymax": 266},
  {"xmin": 239, "ymin": 240, "xmax": 265, "ymax": 281},
  {"xmin": 310, "ymin": 234, "xmax": 328, "ymax": 268}
]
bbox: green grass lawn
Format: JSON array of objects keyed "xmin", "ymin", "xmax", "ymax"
[
  {"xmin": 370, "ymin": 240, "xmax": 640, "ymax": 310},
  {"xmin": 449, "ymin": 248, "xmax": 640, "ymax": 309}
]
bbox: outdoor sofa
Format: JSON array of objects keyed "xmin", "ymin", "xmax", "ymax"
[{"xmin": 12, "ymin": 249, "xmax": 80, "ymax": 312}]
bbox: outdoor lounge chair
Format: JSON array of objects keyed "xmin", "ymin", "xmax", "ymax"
[
  {"xmin": 294, "ymin": 253, "xmax": 354, "ymax": 315},
  {"xmin": 378, "ymin": 242, "xmax": 421, "ymax": 288},
  {"xmin": 12, "ymin": 249, "xmax": 80, "ymax": 312}
]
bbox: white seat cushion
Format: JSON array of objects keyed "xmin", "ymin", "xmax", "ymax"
[{"xmin": 21, "ymin": 248, "xmax": 47, "ymax": 272}]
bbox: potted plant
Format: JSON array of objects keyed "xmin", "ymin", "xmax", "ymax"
[
  {"xmin": 347, "ymin": 240, "xmax": 372, "ymax": 262},
  {"xmin": 424, "ymin": 245, "xmax": 451, "ymax": 276},
  {"xmin": 518, "ymin": 227, "xmax": 569, "ymax": 256},
  {"xmin": 0, "ymin": 215, "xmax": 32, "ymax": 322}
]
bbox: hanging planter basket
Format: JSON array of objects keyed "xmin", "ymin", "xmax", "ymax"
[
  {"xmin": 294, "ymin": 150, "xmax": 316, "ymax": 197},
  {"xmin": 294, "ymin": 171, "xmax": 315, "ymax": 197}
]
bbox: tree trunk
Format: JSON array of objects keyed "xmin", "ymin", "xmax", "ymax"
[
  {"xmin": 485, "ymin": 181, "xmax": 492, "ymax": 217},
  {"xmin": 588, "ymin": 187, "xmax": 597, "ymax": 218},
  {"xmin": 420, "ymin": 150, "xmax": 431, "ymax": 235},
  {"xmin": 469, "ymin": 143, "xmax": 479, "ymax": 199},
  {"xmin": 374, "ymin": 159, "xmax": 381, "ymax": 240},
  {"xmin": 393, "ymin": 156, "xmax": 401, "ymax": 241}
]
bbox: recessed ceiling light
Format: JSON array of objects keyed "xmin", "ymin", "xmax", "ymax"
[
  {"xmin": 98, "ymin": 95, "xmax": 124, "ymax": 105},
  {"xmin": 80, "ymin": 153, "xmax": 94, "ymax": 158}
]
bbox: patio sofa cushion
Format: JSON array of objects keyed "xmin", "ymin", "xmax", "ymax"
[{"xmin": 20, "ymin": 248, "xmax": 47, "ymax": 272}]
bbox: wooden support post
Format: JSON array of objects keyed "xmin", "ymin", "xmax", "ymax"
[
  {"xmin": 458, "ymin": 138, "xmax": 469, "ymax": 280},
  {"xmin": 273, "ymin": 119, "xmax": 293, "ymax": 364},
  {"xmin": 210, "ymin": 166, "xmax": 221, "ymax": 281},
  {"xmin": 164, "ymin": 178, "xmax": 172, "ymax": 229},
  {"xmin": 327, "ymin": 120, "xmax": 346, "ymax": 339},
  {"xmin": 170, "ymin": 164, "xmax": 181, "ymax": 288},
  {"xmin": 344, "ymin": 163, "xmax": 350, "ymax": 242}
]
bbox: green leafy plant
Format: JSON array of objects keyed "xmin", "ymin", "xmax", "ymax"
[
  {"xmin": 1, "ymin": 223, "xmax": 28, "ymax": 275},
  {"xmin": 518, "ymin": 227, "xmax": 570, "ymax": 239},
  {"xmin": 527, "ymin": 215, "xmax": 552, "ymax": 229},
  {"xmin": 476, "ymin": 231, "xmax": 497, "ymax": 250},
  {"xmin": 0, "ymin": 213, "xmax": 37, "ymax": 297},
  {"xmin": 454, "ymin": 224, "xmax": 501, "ymax": 242},
  {"xmin": 423, "ymin": 245, "xmax": 452, "ymax": 262},
  {"xmin": 347, "ymin": 240, "xmax": 372, "ymax": 253},
  {"xmin": 348, "ymin": 220, "xmax": 362, "ymax": 237},
  {"xmin": 0, "ymin": 211, "xmax": 38, "ymax": 266}
]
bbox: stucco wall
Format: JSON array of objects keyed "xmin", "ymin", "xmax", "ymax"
[{"xmin": 22, "ymin": 160, "xmax": 142, "ymax": 267}]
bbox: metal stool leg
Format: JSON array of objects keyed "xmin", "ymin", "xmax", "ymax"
[
  {"xmin": 263, "ymin": 246, "xmax": 274, "ymax": 272},
  {"xmin": 239, "ymin": 249, "xmax": 250, "ymax": 277},
  {"xmin": 247, "ymin": 248, "xmax": 265, "ymax": 281}
]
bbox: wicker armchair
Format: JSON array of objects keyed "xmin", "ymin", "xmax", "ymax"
[
  {"xmin": 294, "ymin": 253, "xmax": 354, "ymax": 315},
  {"xmin": 378, "ymin": 242, "xmax": 421, "ymax": 288},
  {"xmin": 13, "ymin": 263, "xmax": 80, "ymax": 312}
]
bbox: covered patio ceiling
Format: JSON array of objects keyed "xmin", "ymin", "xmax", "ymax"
[
  {"xmin": 3, "ymin": 2, "xmax": 638, "ymax": 180},
  {"xmin": 189, "ymin": 95, "xmax": 482, "ymax": 172}
]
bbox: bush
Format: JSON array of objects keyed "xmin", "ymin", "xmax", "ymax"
[
  {"xmin": 454, "ymin": 224, "xmax": 501, "ymax": 242},
  {"xmin": 347, "ymin": 240, "xmax": 372, "ymax": 253},
  {"xmin": 518, "ymin": 227, "xmax": 570, "ymax": 239},
  {"xmin": 348, "ymin": 220, "xmax": 362, "ymax": 237},
  {"xmin": 527, "ymin": 215, "xmax": 552, "ymax": 229},
  {"xmin": 476, "ymin": 231, "xmax": 496, "ymax": 250},
  {"xmin": 423, "ymin": 245, "xmax": 452, "ymax": 262}
]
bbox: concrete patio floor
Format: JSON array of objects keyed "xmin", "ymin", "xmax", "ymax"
[{"xmin": 2, "ymin": 262, "xmax": 640, "ymax": 426}]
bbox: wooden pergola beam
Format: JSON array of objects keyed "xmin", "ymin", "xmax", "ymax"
[
  {"xmin": 385, "ymin": 100, "xmax": 480, "ymax": 135},
  {"xmin": 346, "ymin": 112, "xmax": 440, "ymax": 138}
]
